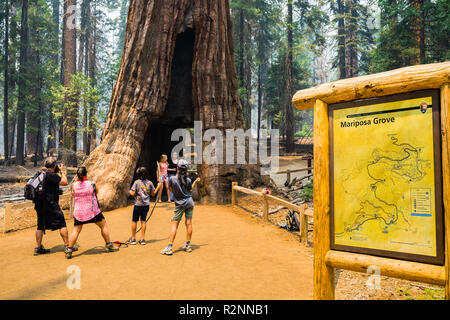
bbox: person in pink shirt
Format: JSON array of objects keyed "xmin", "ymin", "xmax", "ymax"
[
  {"xmin": 64, "ymin": 167, "xmax": 118, "ymax": 259},
  {"xmin": 157, "ymin": 154, "xmax": 172, "ymax": 202}
]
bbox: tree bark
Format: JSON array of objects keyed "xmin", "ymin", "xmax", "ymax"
[
  {"xmin": 58, "ymin": 0, "xmax": 65, "ymax": 150},
  {"xmin": 26, "ymin": 14, "xmax": 42, "ymax": 157},
  {"xmin": 87, "ymin": 0, "xmax": 97, "ymax": 154},
  {"xmin": 47, "ymin": 0, "xmax": 60, "ymax": 154},
  {"xmin": 345, "ymin": 0, "xmax": 358, "ymax": 78},
  {"xmin": 3, "ymin": 0, "xmax": 9, "ymax": 160},
  {"xmin": 336, "ymin": 0, "xmax": 346, "ymax": 79},
  {"xmin": 83, "ymin": 0, "xmax": 258, "ymax": 210},
  {"xmin": 15, "ymin": 0, "xmax": 30, "ymax": 165},
  {"xmin": 7, "ymin": 0, "xmax": 18, "ymax": 157},
  {"xmin": 243, "ymin": 19, "xmax": 252, "ymax": 130},
  {"xmin": 62, "ymin": 0, "xmax": 78, "ymax": 166},
  {"xmin": 284, "ymin": 0, "xmax": 295, "ymax": 153},
  {"xmin": 410, "ymin": 0, "xmax": 422, "ymax": 65},
  {"xmin": 82, "ymin": 0, "xmax": 90, "ymax": 154}
]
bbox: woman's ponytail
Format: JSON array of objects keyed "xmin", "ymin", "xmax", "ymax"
[{"xmin": 77, "ymin": 167, "xmax": 87, "ymax": 181}]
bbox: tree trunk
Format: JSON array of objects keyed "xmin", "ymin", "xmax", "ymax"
[
  {"xmin": 62, "ymin": 0, "xmax": 78, "ymax": 166},
  {"xmin": 243, "ymin": 19, "xmax": 252, "ymax": 130},
  {"xmin": 47, "ymin": 0, "xmax": 60, "ymax": 154},
  {"xmin": 7, "ymin": 0, "xmax": 18, "ymax": 157},
  {"xmin": 58, "ymin": 0, "xmax": 65, "ymax": 150},
  {"xmin": 16, "ymin": 0, "xmax": 30, "ymax": 165},
  {"xmin": 284, "ymin": 0, "xmax": 295, "ymax": 153},
  {"xmin": 117, "ymin": 0, "xmax": 128, "ymax": 54},
  {"xmin": 410, "ymin": 0, "xmax": 422, "ymax": 65},
  {"xmin": 345, "ymin": 0, "xmax": 358, "ymax": 78},
  {"xmin": 83, "ymin": 0, "xmax": 259, "ymax": 210},
  {"xmin": 82, "ymin": 0, "xmax": 90, "ymax": 154},
  {"xmin": 419, "ymin": 0, "xmax": 426, "ymax": 63},
  {"xmin": 26, "ymin": 24, "xmax": 41, "ymax": 157},
  {"xmin": 3, "ymin": 0, "xmax": 9, "ymax": 160},
  {"xmin": 34, "ymin": 44, "xmax": 43, "ymax": 167},
  {"xmin": 336, "ymin": 0, "xmax": 346, "ymax": 79},
  {"xmin": 87, "ymin": 0, "xmax": 96, "ymax": 154}
]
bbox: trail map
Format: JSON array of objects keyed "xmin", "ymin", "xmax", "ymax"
[{"xmin": 332, "ymin": 96, "xmax": 438, "ymax": 257}]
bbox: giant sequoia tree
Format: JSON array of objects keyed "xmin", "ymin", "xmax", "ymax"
[{"xmin": 83, "ymin": 0, "xmax": 260, "ymax": 210}]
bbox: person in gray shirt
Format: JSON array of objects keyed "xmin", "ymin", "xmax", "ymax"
[
  {"xmin": 161, "ymin": 160, "xmax": 200, "ymax": 255},
  {"xmin": 128, "ymin": 167, "xmax": 162, "ymax": 245}
]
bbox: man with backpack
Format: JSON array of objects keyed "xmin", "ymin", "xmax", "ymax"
[{"xmin": 31, "ymin": 157, "xmax": 70, "ymax": 256}]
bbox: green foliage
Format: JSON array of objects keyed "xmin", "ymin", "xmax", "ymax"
[
  {"xmin": 294, "ymin": 123, "xmax": 312, "ymax": 138},
  {"xmin": 297, "ymin": 178, "xmax": 313, "ymax": 201},
  {"xmin": 50, "ymin": 72, "xmax": 101, "ymax": 135},
  {"xmin": 369, "ymin": 0, "xmax": 449, "ymax": 72}
]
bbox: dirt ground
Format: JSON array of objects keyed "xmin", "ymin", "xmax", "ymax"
[
  {"xmin": 0, "ymin": 158, "xmax": 444, "ymax": 300},
  {"xmin": 0, "ymin": 203, "xmax": 314, "ymax": 300},
  {"xmin": 235, "ymin": 193, "xmax": 445, "ymax": 300}
]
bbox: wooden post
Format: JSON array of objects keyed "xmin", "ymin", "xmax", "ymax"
[
  {"xmin": 232, "ymin": 182, "xmax": 238, "ymax": 206},
  {"xmin": 313, "ymin": 99, "xmax": 334, "ymax": 300},
  {"xmin": 286, "ymin": 169, "xmax": 291, "ymax": 185},
  {"xmin": 4, "ymin": 202, "xmax": 12, "ymax": 234},
  {"xmin": 300, "ymin": 213, "xmax": 308, "ymax": 244},
  {"xmin": 307, "ymin": 157, "xmax": 312, "ymax": 174},
  {"xmin": 263, "ymin": 194, "xmax": 269, "ymax": 221},
  {"xmin": 441, "ymin": 83, "xmax": 450, "ymax": 299}
]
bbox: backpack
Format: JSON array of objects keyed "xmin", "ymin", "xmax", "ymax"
[
  {"xmin": 24, "ymin": 171, "xmax": 46, "ymax": 202},
  {"xmin": 285, "ymin": 210, "xmax": 300, "ymax": 231}
]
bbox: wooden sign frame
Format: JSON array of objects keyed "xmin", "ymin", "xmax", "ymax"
[
  {"xmin": 291, "ymin": 62, "xmax": 450, "ymax": 300},
  {"xmin": 329, "ymin": 89, "xmax": 444, "ymax": 265}
]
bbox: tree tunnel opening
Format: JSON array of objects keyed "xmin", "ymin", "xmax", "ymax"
[{"xmin": 136, "ymin": 28, "xmax": 195, "ymax": 200}]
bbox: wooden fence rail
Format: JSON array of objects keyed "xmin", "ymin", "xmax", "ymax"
[
  {"xmin": 231, "ymin": 182, "xmax": 312, "ymax": 243},
  {"xmin": 2, "ymin": 193, "xmax": 73, "ymax": 233},
  {"xmin": 275, "ymin": 167, "xmax": 313, "ymax": 184}
]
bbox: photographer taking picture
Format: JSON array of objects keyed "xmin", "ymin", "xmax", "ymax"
[{"xmin": 33, "ymin": 157, "xmax": 71, "ymax": 256}]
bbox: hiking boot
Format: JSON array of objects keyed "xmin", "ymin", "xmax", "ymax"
[
  {"xmin": 106, "ymin": 242, "xmax": 119, "ymax": 252},
  {"xmin": 34, "ymin": 245, "xmax": 51, "ymax": 256},
  {"xmin": 127, "ymin": 238, "xmax": 137, "ymax": 245},
  {"xmin": 138, "ymin": 239, "xmax": 146, "ymax": 245},
  {"xmin": 160, "ymin": 246, "xmax": 173, "ymax": 255},
  {"xmin": 64, "ymin": 247, "xmax": 73, "ymax": 259},
  {"xmin": 183, "ymin": 244, "xmax": 192, "ymax": 253}
]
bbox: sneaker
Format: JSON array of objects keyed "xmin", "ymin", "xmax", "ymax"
[
  {"xmin": 34, "ymin": 245, "xmax": 50, "ymax": 256},
  {"xmin": 65, "ymin": 245, "xmax": 78, "ymax": 252},
  {"xmin": 127, "ymin": 238, "xmax": 137, "ymax": 245},
  {"xmin": 183, "ymin": 244, "xmax": 193, "ymax": 253},
  {"xmin": 160, "ymin": 246, "xmax": 173, "ymax": 255},
  {"xmin": 64, "ymin": 247, "xmax": 73, "ymax": 259},
  {"xmin": 106, "ymin": 242, "xmax": 119, "ymax": 252},
  {"xmin": 138, "ymin": 239, "xmax": 146, "ymax": 245}
]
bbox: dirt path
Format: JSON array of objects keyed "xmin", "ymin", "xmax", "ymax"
[{"xmin": 0, "ymin": 203, "xmax": 313, "ymax": 300}]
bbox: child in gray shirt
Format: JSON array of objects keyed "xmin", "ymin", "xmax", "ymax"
[{"xmin": 128, "ymin": 167, "xmax": 161, "ymax": 245}]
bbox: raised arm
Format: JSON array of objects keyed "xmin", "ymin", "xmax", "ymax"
[
  {"xmin": 58, "ymin": 164, "xmax": 68, "ymax": 186},
  {"xmin": 190, "ymin": 177, "xmax": 200, "ymax": 192}
]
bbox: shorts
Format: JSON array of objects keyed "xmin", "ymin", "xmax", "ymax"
[
  {"xmin": 172, "ymin": 206, "xmax": 194, "ymax": 221},
  {"xmin": 160, "ymin": 175, "xmax": 169, "ymax": 182},
  {"xmin": 35, "ymin": 200, "xmax": 67, "ymax": 231},
  {"xmin": 132, "ymin": 205, "xmax": 150, "ymax": 222},
  {"xmin": 74, "ymin": 213, "xmax": 105, "ymax": 226}
]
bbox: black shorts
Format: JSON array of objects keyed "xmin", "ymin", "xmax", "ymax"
[
  {"xmin": 35, "ymin": 200, "xmax": 67, "ymax": 231},
  {"xmin": 74, "ymin": 213, "xmax": 105, "ymax": 226},
  {"xmin": 132, "ymin": 205, "xmax": 150, "ymax": 222}
]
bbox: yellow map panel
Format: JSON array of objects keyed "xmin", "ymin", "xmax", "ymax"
[{"xmin": 333, "ymin": 96, "xmax": 437, "ymax": 257}]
